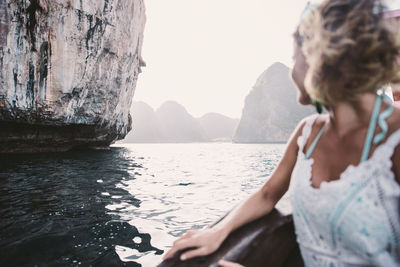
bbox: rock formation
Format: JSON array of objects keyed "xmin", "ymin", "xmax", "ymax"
[
  {"xmin": 122, "ymin": 101, "xmax": 162, "ymax": 143},
  {"xmin": 198, "ymin": 113, "xmax": 239, "ymax": 142},
  {"xmin": 156, "ymin": 101, "xmax": 209, "ymax": 143},
  {"xmin": 0, "ymin": 0, "xmax": 146, "ymax": 152},
  {"xmin": 233, "ymin": 63, "xmax": 314, "ymax": 143},
  {"xmin": 122, "ymin": 101, "xmax": 239, "ymax": 143}
]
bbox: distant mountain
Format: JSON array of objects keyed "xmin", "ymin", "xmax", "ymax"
[
  {"xmin": 122, "ymin": 101, "xmax": 239, "ymax": 143},
  {"xmin": 156, "ymin": 101, "xmax": 208, "ymax": 142},
  {"xmin": 198, "ymin": 113, "xmax": 239, "ymax": 141},
  {"xmin": 122, "ymin": 102, "xmax": 162, "ymax": 143},
  {"xmin": 233, "ymin": 62, "xmax": 314, "ymax": 143}
]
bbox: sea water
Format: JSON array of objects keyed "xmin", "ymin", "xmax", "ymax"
[{"xmin": 0, "ymin": 143, "xmax": 288, "ymax": 266}]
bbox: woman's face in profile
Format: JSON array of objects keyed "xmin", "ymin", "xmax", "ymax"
[{"xmin": 291, "ymin": 42, "xmax": 312, "ymax": 105}]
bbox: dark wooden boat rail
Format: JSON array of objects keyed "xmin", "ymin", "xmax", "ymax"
[{"xmin": 158, "ymin": 208, "xmax": 304, "ymax": 267}]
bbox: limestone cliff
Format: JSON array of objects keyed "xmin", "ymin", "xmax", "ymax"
[
  {"xmin": 0, "ymin": 0, "xmax": 146, "ymax": 152},
  {"xmin": 233, "ymin": 63, "xmax": 314, "ymax": 143}
]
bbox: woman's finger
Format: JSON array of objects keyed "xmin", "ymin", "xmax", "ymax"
[
  {"xmin": 180, "ymin": 247, "xmax": 207, "ymax": 261},
  {"xmin": 171, "ymin": 229, "xmax": 196, "ymax": 245},
  {"xmin": 163, "ymin": 238, "xmax": 196, "ymax": 260},
  {"xmin": 218, "ymin": 259, "xmax": 245, "ymax": 267},
  {"xmin": 163, "ymin": 243, "xmax": 183, "ymax": 260},
  {"xmin": 182, "ymin": 229, "xmax": 196, "ymax": 238},
  {"xmin": 163, "ymin": 245, "xmax": 183, "ymax": 260},
  {"xmin": 162, "ymin": 247, "xmax": 176, "ymax": 260}
]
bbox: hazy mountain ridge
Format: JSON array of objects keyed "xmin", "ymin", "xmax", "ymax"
[
  {"xmin": 156, "ymin": 101, "xmax": 209, "ymax": 142},
  {"xmin": 233, "ymin": 62, "xmax": 315, "ymax": 143},
  {"xmin": 123, "ymin": 102, "xmax": 162, "ymax": 143},
  {"xmin": 198, "ymin": 113, "xmax": 240, "ymax": 141},
  {"xmin": 125, "ymin": 62, "xmax": 315, "ymax": 144},
  {"xmin": 122, "ymin": 101, "xmax": 239, "ymax": 143}
]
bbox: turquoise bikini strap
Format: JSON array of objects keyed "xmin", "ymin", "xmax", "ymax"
[
  {"xmin": 373, "ymin": 94, "xmax": 393, "ymax": 145},
  {"xmin": 305, "ymin": 121, "xmax": 328, "ymax": 159},
  {"xmin": 361, "ymin": 95, "xmax": 382, "ymax": 162},
  {"xmin": 360, "ymin": 94, "xmax": 393, "ymax": 162}
]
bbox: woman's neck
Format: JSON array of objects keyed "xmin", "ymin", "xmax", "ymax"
[{"xmin": 326, "ymin": 93, "xmax": 377, "ymax": 138}]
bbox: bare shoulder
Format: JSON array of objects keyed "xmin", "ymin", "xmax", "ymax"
[
  {"xmin": 282, "ymin": 114, "xmax": 326, "ymax": 157},
  {"xmin": 291, "ymin": 114, "xmax": 323, "ymax": 137},
  {"xmin": 291, "ymin": 114, "xmax": 327, "ymax": 150},
  {"xmin": 389, "ymin": 106, "xmax": 400, "ymax": 131},
  {"xmin": 287, "ymin": 115, "xmax": 313, "ymax": 147}
]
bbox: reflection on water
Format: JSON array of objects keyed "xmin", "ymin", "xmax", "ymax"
[{"xmin": 0, "ymin": 143, "xmax": 286, "ymax": 266}]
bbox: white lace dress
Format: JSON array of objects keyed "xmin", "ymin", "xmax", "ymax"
[{"xmin": 290, "ymin": 115, "xmax": 400, "ymax": 267}]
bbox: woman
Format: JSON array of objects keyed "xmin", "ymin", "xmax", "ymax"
[{"xmin": 164, "ymin": 0, "xmax": 400, "ymax": 266}]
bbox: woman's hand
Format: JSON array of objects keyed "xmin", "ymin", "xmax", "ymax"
[
  {"xmin": 162, "ymin": 227, "xmax": 228, "ymax": 261},
  {"xmin": 218, "ymin": 259, "xmax": 245, "ymax": 267}
]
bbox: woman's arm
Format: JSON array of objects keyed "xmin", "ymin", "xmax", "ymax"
[
  {"xmin": 389, "ymin": 111, "xmax": 400, "ymax": 184},
  {"xmin": 392, "ymin": 145, "xmax": 400, "ymax": 184},
  {"xmin": 163, "ymin": 119, "xmax": 307, "ymax": 261}
]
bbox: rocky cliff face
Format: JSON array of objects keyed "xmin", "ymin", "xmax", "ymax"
[
  {"xmin": 233, "ymin": 63, "xmax": 314, "ymax": 143},
  {"xmin": 0, "ymin": 0, "xmax": 146, "ymax": 152}
]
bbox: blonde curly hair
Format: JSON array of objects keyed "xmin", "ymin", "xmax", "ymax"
[{"xmin": 295, "ymin": 0, "xmax": 400, "ymax": 106}]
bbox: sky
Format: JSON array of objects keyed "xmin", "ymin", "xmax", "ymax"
[{"xmin": 133, "ymin": 0, "xmax": 310, "ymax": 118}]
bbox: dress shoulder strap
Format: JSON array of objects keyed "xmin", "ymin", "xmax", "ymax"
[
  {"xmin": 297, "ymin": 114, "xmax": 319, "ymax": 153},
  {"xmin": 305, "ymin": 121, "xmax": 328, "ymax": 159}
]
